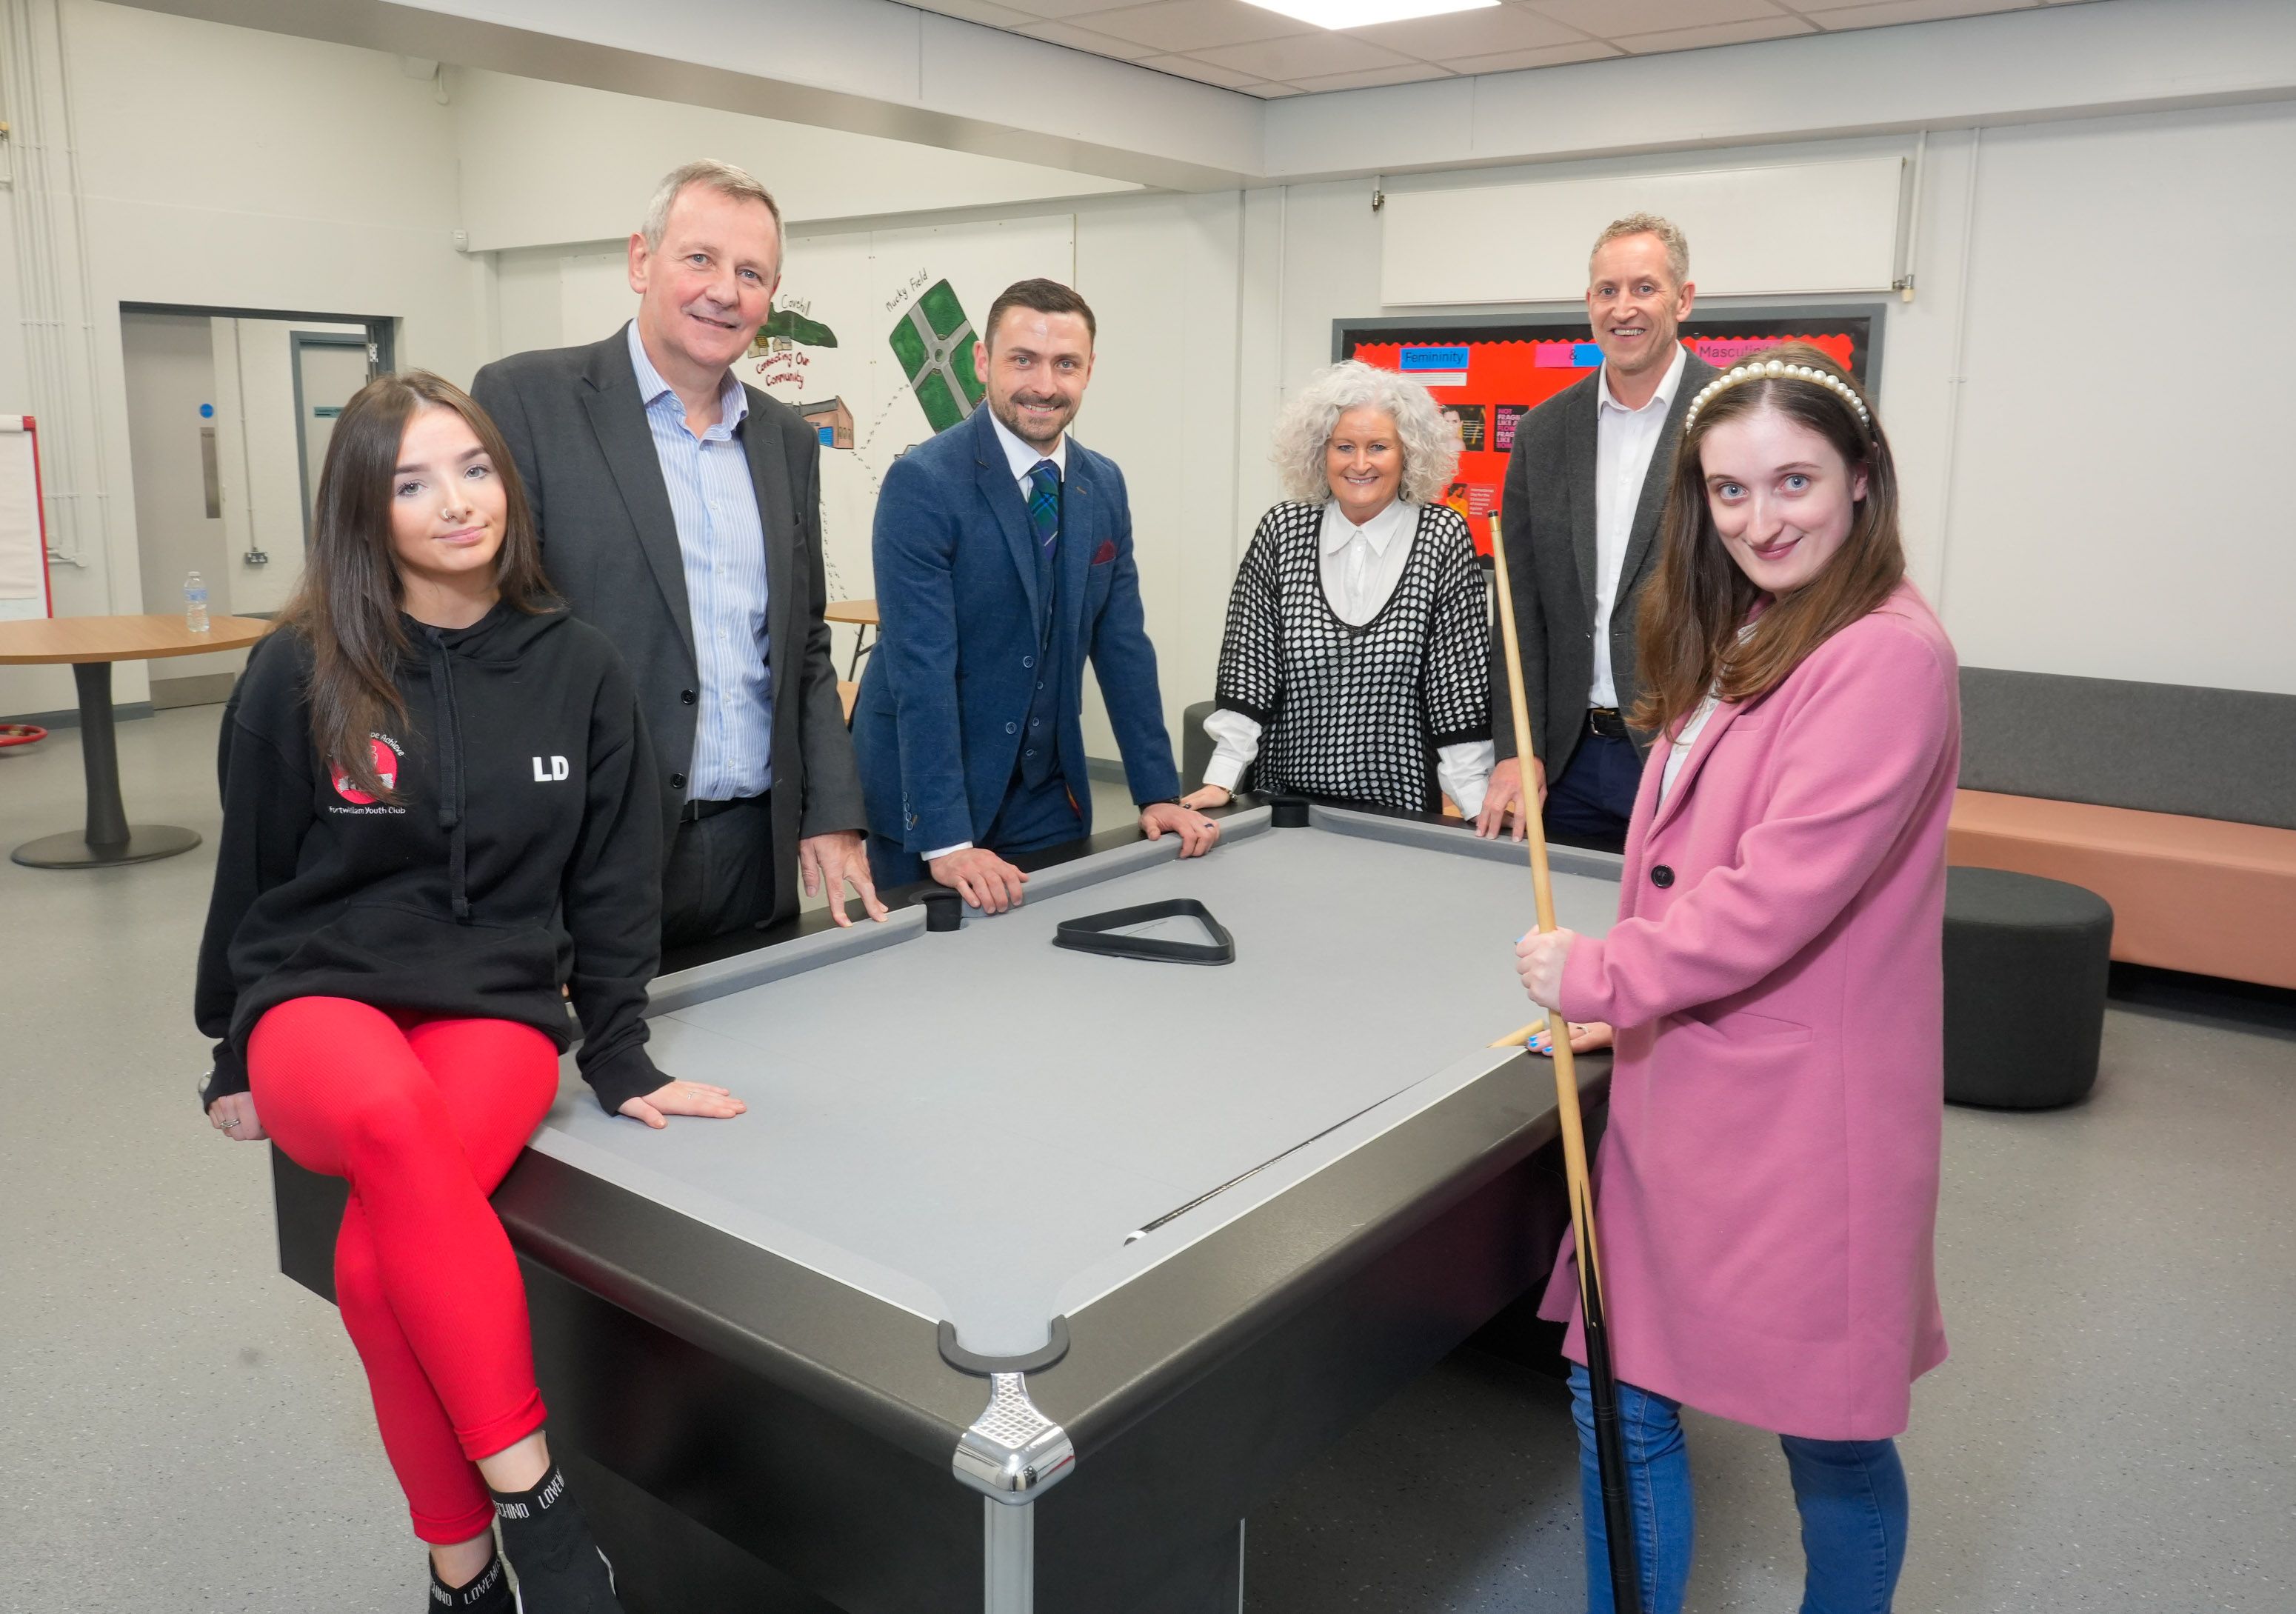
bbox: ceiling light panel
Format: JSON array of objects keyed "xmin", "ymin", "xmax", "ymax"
[{"xmin": 1243, "ymin": 1, "xmax": 1501, "ymax": 29}]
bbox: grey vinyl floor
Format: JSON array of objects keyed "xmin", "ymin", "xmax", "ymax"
[{"xmin": 1, "ymin": 706, "xmax": 2290, "ymax": 1614}]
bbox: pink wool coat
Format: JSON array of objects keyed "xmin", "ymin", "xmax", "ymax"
[{"xmin": 1537, "ymin": 582, "xmax": 1960, "ymax": 1441}]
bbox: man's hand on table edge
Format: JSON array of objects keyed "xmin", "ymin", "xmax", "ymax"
[{"xmin": 799, "ymin": 829, "xmax": 890, "ymax": 927}]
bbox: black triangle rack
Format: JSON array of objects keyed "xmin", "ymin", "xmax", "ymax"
[{"xmin": 1052, "ymin": 898, "xmax": 1235, "ymax": 965}]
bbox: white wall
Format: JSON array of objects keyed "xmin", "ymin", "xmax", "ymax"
[
  {"xmin": 1241, "ymin": 113, "xmax": 2296, "ymax": 698},
  {"xmin": 450, "ymin": 70, "xmax": 1138, "ymax": 253},
  {"xmin": 0, "ymin": 0, "xmax": 484, "ymax": 718},
  {"xmin": 1937, "ymin": 101, "xmax": 2296, "ymax": 691}
]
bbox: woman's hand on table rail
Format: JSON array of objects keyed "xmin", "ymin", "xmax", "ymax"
[{"xmin": 620, "ymin": 1080, "xmax": 747, "ymax": 1130}]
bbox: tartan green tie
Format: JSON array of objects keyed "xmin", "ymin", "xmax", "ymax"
[{"xmin": 1027, "ymin": 459, "xmax": 1061, "ymax": 559}]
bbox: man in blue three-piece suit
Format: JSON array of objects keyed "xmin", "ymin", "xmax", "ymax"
[{"xmin": 852, "ymin": 279, "xmax": 1220, "ymax": 910}]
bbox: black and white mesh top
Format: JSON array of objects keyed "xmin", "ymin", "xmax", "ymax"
[{"xmin": 1214, "ymin": 500, "xmax": 1491, "ymax": 813}]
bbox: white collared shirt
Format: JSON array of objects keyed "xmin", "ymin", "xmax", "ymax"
[
  {"xmin": 1203, "ymin": 499, "xmax": 1495, "ymax": 816},
  {"xmin": 1589, "ymin": 342, "xmax": 1689, "ymax": 708},
  {"xmin": 1316, "ymin": 496, "xmax": 1415, "ymax": 626},
  {"xmin": 986, "ymin": 407, "xmax": 1067, "ymax": 498},
  {"xmin": 924, "ymin": 411, "xmax": 1070, "ymax": 864}
]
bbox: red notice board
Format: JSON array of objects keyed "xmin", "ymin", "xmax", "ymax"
[{"xmin": 1340, "ymin": 310, "xmax": 1880, "ymax": 557}]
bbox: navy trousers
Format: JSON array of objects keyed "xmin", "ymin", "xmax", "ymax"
[
  {"xmin": 1544, "ymin": 726, "xmax": 1642, "ymax": 852},
  {"xmin": 866, "ymin": 774, "xmax": 1084, "ymax": 890}
]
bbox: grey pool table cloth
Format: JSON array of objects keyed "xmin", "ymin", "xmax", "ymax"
[{"xmin": 534, "ymin": 807, "xmax": 1623, "ymax": 1359}]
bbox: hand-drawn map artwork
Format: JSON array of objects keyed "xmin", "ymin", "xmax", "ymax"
[{"xmin": 887, "ymin": 281, "xmax": 986, "ymax": 435}]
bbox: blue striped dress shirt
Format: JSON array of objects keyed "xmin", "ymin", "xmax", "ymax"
[{"xmin": 626, "ymin": 322, "xmax": 773, "ymax": 801}]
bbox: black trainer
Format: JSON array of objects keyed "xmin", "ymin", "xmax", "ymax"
[
  {"xmin": 430, "ymin": 1553, "xmax": 514, "ymax": 1612},
  {"xmin": 491, "ymin": 1465, "xmax": 621, "ymax": 1613}
]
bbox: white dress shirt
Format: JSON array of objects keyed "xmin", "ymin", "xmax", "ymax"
[
  {"xmin": 1203, "ymin": 498, "xmax": 1495, "ymax": 816},
  {"xmin": 1589, "ymin": 342, "xmax": 1689, "ymax": 708},
  {"xmin": 924, "ymin": 412, "xmax": 1069, "ymax": 863}
]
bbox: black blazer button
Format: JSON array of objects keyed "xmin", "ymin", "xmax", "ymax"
[
  {"xmin": 670, "ymin": 773, "xmax": 687, "ymax": 790},
  {"xmin": 1651, "ymin": 864, "xmax": 1675, "ymax": 888},
  {"xmin": 681, "ymin": 688, "xmax": 697, "ymax": 704}
]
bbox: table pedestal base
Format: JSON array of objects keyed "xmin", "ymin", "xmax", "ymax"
[
  {"xmin": 13, "ymin": 824, "xmax": 202, "ymax": 867},
  {"xmin": 10, "ymin": 660, "xmax": 204, "ymax": 868}
]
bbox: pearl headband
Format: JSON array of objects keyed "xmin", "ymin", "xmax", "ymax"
[{"xmin": 1681, "ymin": 356, "xmax": 1872, "ymax": 436}]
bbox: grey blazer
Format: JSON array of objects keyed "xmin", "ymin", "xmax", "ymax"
[
  {"xmin": 471, "ymin": 326, "xmax": 865, "ymax": 923},
  {"xmin": 1489, "ymin": 353, "xmax": 1720, "ymax": 783}
]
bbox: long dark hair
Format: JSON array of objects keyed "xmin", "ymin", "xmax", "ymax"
[
  {"xmin": 1631, "ymin": 343, "xmax": 1905, "ymax": 738},
  {"xmin": 279, "ymin": 370, "xmax": 553, "ymax": 801}
]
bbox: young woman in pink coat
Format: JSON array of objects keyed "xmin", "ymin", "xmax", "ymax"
[{"xmin": 1515, "ymin": 343, "xmax": 1960, "ymax": 1614}]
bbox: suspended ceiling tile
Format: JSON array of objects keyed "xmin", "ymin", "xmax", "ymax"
[
  {"xmin": 1135, "ymin": 50, "xmax": 1269, "ymax": 86},
  {"xmin": 1441, "ymin": 39, "xmax": 1623, "ymax": 72},
  {"xmin": 1616, "ymin": 16, "xmax": 1817, "ymax": 51},
  {"xmin": 1192, "ymin": 30, "xmax": 1417, "ymax": 79},
  {"xmin": 1530, "ymin": 0, "xmax": 1788, "ymax": 33},
  {"xmin": 1801, "ymin": 0, "xmax": 2040, "ymax": 26},
  {"xmin": 1015, "ymin": 18, "xmax": 1159, "ymax": 56},
  {"xmin": 1347, "ymin": 3, "xmax": 1591, "ymax": 60},
  {"xmin": 1284, "ymin": 61, "xmax": 1457, "ymax": 91},
  {"xmin": 984, "ymin": 0, "xmax": 1153, "ymax": 17},
  {"xmin": 1076, "ymin": 0, "xmax": 1313, "ymax": 52},
  {"xmin": 917, "ymin": 0, "xmax": 1040, "ymax": 22}
]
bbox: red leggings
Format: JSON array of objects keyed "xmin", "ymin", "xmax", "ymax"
[{"xmin": 250, "ymin": 997, "xmax": 561, "ymax": 1544}]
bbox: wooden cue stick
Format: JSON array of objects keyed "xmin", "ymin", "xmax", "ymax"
[
  {"xmin": 1487, "ymin": 512, "xmax": 1605, "ymax": 1300},
  {"xmin": 1489, "ymin": 512, "xmax": 1644, "ymax": 1614}
]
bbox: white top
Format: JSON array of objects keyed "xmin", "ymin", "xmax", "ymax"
[
  {"xmin": 1202, "ymin": 498, "xmax": 1495, "ymax": 816},
  {"xmin": 1590, "ymin": 343, "xmax": 1689, "ymax": 708},
  {"xmin": 1660, "ymin": 690, "xmax": 1721, "ymax": 806},
  {"xmin": 925, "ymin": 413, "xmax": 1073, "ymax": 863},
  {"xmin": 1660, "ymin": 624, "xmax": 1758, "ymax": 806}
]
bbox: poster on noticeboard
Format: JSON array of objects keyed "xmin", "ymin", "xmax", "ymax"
[{"xmin": 1336, "ymin": 309, "xmax": 1882, "ymax": 557}]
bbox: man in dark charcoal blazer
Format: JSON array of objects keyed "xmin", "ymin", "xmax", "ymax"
[
  {"xmin": 473, "ymin": 159, "xmax": 883, "ymax": 946},
  {"xmin": 1476, "ymin": 212, "xmax": 1720, "ymax": 852}
]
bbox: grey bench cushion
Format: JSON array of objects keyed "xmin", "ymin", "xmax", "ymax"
[{"xmin": 1960, "ymin": 668, "xmax": 2296, "ymax": 832}]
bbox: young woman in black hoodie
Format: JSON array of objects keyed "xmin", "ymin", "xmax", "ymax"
[{"xmin": 196, "ymin": 371, "xmax": 744, "ymax": 1612}]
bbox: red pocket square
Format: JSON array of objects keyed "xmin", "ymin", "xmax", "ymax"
[{"xmin": 1091, "ymin": 539, "xmax": 1118, "ymax": 565}]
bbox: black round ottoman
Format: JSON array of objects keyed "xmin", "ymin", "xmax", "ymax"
[{"xmin": 1943, "ymin": 867, "xmax": 2114, "ymax": 1109}]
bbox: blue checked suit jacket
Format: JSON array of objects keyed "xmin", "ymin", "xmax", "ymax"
[{"xmin": 853, "ymin": 404, "xmax": 1180, "ymax": 855}]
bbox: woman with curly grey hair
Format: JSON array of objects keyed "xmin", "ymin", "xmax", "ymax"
[{"xmin": 1182, "ymin": 361, "xmax": 1493, "ymax": 816}]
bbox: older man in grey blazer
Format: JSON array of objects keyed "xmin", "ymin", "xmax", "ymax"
[
  {"xmin": 1477, "ymin": 212, "xmax": 1720, "ymax": 851},
  {"xmin": 473, "ymin": 159, "xmax": 882, "ymax": 946}
]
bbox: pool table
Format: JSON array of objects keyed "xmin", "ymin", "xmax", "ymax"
[{"xmin": 271, "ymin": 801, "xmax": 1623, "ymax": 1614}]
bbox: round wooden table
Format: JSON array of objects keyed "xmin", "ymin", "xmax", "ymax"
[
  {"xmin": 1, "ymin": 613, "xmax": 270, "ymax": 867},
  {"xmin": 824, "ymin": 596, "xmax": 878, "ymax": 679}
]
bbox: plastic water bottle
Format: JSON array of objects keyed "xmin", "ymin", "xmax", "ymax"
[{"xmin": 184, "ymin": 571, "xmax": 209, "ymax": 633}]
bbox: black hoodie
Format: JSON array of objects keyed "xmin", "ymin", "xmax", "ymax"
[{"xmin": 195, "ymin": 602, "xmax": 665, "ymax": 1115}]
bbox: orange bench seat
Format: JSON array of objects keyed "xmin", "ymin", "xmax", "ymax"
[{"xmin": 1948, "ymin": 790, "xmax": 2296, "ymax": 990}]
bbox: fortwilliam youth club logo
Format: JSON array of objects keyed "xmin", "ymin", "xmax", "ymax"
[{"xmin": 330, "ymin": 735, "xmax": 404, "ymax": 806}]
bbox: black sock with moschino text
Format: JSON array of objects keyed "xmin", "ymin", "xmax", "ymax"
[
  {"xmin": 429, "ymin": 1552, "xmax": 513, "ymax": 1611},
  {"xmin": 490, "ymin": 1464, "xmax": 620, "ymax": 1610}
]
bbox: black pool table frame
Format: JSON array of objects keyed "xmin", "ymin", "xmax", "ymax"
[{"xmin": 270, "ymin": 800, "xmax": 1612, "ymax": 1613}]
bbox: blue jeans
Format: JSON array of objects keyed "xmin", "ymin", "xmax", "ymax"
[{"xmin": 1567, "ymin": 1364, "xmax": 1909, "ymax": 1614}]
